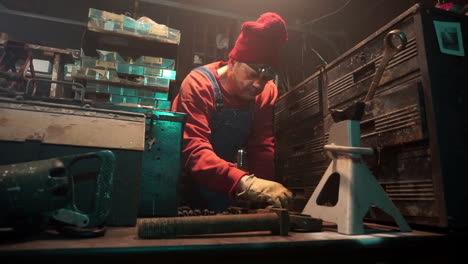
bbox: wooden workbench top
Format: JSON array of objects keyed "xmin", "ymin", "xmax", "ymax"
[{"xmin": 1, "ymin": 222, "xmax": 464, "ymax": 263}]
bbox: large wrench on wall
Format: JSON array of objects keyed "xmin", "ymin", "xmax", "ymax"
[
  {"xmin": 330, "ymin": 30, "xmax": 408, "ymax": 122},
  {"xmin": 364, "ymin": 29, "xmax": 407, "ymax": 102}
]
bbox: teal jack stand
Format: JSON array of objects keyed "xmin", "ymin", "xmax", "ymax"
[{"xmin": 302, "ymin": 120, "xmax": 412, "ymax": 235}]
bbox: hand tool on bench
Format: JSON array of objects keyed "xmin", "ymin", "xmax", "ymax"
[{"xmin": 137, "ymin": 207, "xmax": 322, "ymax": 238}]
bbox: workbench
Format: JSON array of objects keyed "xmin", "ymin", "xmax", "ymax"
[{"xmin": 1, "ymin": 222, "xmax": 465, "ymax": 263}]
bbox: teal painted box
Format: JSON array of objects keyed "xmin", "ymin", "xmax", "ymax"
[{"xmin": 91, "ymin": 103, "xmax": 187, "ymax": 217}]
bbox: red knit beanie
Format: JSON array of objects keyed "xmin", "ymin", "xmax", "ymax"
[{"xmin": 229, "ymin": 12, "xmax": 288, "ymax": 70}]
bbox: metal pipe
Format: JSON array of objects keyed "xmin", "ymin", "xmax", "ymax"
[
  {"xmin": 324, "ymin": 144, "xmax": 374, "ymax": 155},
  {"xmin": 138, "ymin": 210, "xmax": 289, "ymax": 238}
]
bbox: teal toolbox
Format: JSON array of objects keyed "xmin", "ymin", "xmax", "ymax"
[
  {"xmin": 0, "ymin": 97, "xmax": 146, "ymax": 226},
  {"xmin": 92, "ymin": 102, "xmax": 186, "ymax": 217}
]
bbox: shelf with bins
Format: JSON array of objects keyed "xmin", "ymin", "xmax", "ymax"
[{"xmin": 73, "ymin": 8, "xmax": 180, "ymax": 110}]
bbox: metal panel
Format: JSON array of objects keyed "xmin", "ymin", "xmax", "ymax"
[{"xmin": 0, "ymin": 107, "xmax": 145, "ymax": 151}]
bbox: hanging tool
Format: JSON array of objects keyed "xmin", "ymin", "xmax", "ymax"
[
  {"xmin": 330, "ymin": 29, "xmax": 407, "ymax": 122},
  {"xmin": 364, "ymin": 29, "xmax": 407, "ymax": 102}
]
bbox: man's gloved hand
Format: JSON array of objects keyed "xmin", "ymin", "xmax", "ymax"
[{"xmin": 235, "ymin": 174, "xmax": 293, "ymax": 209}]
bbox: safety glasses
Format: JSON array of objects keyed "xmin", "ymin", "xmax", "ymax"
[{"xmin": 245, "ymin": 63, "xmax": 276, "ymax": 82}]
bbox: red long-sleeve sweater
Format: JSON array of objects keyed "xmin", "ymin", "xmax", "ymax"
[{"xmin": 171, "ymin": 61, "xmax": 277, "ymax": 196}]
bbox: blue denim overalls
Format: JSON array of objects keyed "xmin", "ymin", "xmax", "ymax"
[{"xmin": 182, "ymin": 66, "xmax": 253, "ymax": 211}]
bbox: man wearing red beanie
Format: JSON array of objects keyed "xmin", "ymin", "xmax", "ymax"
[{"xmin": 171, "ymin": 12, "xmax": 292, "ymax": 211}]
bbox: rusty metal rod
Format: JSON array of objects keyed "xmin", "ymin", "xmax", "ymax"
[{"xmin": 137, "ymin": 211, "xmax": 288, "ymax": 238}]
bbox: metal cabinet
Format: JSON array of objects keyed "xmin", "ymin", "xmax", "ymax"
[{"xmin": 275, "ymin": 4, "xmax": 468, "ymax": 228}]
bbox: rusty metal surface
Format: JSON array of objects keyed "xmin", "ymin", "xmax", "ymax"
[
  {"xmin": 138, "ymin": 211, "xmax": 287, "ymax": 238},
  {"xmin": 0, "ymin": 97, "xmax": 146, "ymax": 151},
  {"xmin": 0, "ymin": 39, "xmax": 34, "ymax": 94},
  {"xmin": 137, "ymin": 208, "xmax": 292, "ymax": 239},
  {"xmin": 1, "ymin": 35, "xmax": 78, "ymax": 99},
  {"xmin": 50, "ymin": 53, "xmax": 64, "ymax": 98},
  {"xmin": 25, "ymin": 43, "xmax": 76, "ymax": 64},
  {"xmin": 137, "ymin": 206, "xmax": 323, "ymax": 238},
  {"xmin": 0, "ymin": 33, "xmax": 76, "ymax": 63}
]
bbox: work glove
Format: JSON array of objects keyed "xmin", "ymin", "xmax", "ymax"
[{"xmin": 235, "ymin": 174, "xmax": 293, "ymax": 209}]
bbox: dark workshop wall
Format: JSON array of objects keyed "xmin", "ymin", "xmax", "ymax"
[{"xmin": 0, "ymin": 0, "xmax": 438, "ymax": 94}]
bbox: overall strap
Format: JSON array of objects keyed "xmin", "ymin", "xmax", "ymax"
[{"xmin": 194, "ymin": 66, "xmax": 224, "ymax": 110}]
